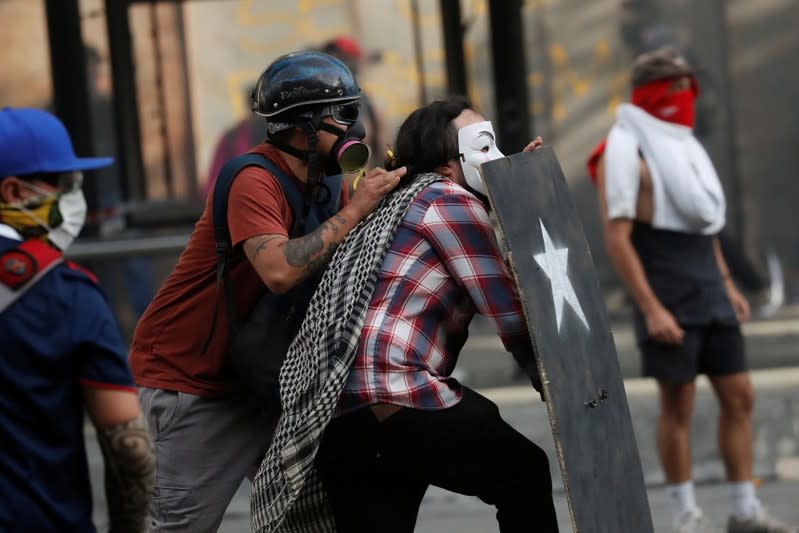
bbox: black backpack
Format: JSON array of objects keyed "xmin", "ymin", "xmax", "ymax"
[{"xmin": 204, "ymin": 153, "xmax": 342, "ymax": 414}]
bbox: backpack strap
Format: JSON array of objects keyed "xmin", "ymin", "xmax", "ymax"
[
  {"xmin": 276, "ymin": 171, "xmax": 343, "ymax": 236},
  {"xmin": 201, "ymin": 152, "xmax": 344, "ymax": 353},
  {"xmin": 0, "ymin": 239, "xmax": 63, "ymax": 314},
  {"xmin": 319, "ymin": 174, "xmax": 343, "ymax": 220},
  {"xmin": 203, "ymin": 153, "xmax": 318, "ymax": 353},
  {"xmin": 269, "ymin": 163, "xmax": 307, "ymax": 237}
]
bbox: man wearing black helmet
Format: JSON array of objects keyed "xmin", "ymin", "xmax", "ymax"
[{"xmin": 129, "ymin": 51, "xmax": 405, "ymax": 532}]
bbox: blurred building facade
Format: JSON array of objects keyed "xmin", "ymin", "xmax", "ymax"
[{"xmin": 2, "ymin": 0, "xmax": 797, "ymax": 325}]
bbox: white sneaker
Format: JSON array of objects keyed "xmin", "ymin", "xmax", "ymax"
[
  {"xmin": 727, "ymin": 505, "xmax": 798, "ymax": 533},
  {"xmin": 675, "ymin": 508, "xmax": 708, "ymax": 533}
]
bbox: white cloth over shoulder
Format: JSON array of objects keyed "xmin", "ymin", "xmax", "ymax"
[{"xmin": 603, "ymin": 103, "xmax": 726, "ymax": 235}]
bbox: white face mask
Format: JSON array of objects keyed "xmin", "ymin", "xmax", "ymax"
[
  {"xmin": 457, "ymin": 120, "xmax": 505, "ymax": 195},
  {"xmin": 15, "ymin": 173, "xmax": 87, "ymax": 251},
  {"xmin": 48, "ymin": 187, "xmax": 87, "ymax": 251}
]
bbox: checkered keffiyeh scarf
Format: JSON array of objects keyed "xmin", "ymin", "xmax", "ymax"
[{"xmin": 250, "ymin": 173, "xmax": 445, "ymax": 533}]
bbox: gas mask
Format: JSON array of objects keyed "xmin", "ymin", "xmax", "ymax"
[
  {"xmin": 0, "ymin": 171, "xmax": 87, "ymax": 251},
  {"xmin": 319, "ymin": 119, "xmax": 371, "ymax": 175},
  {"xmin": 268, "ymin": 107, "xmax": 371, "ymax": 180},
  {"xmin": 457, "ymin": 120, "xmax": 505, "ymax": 195}
]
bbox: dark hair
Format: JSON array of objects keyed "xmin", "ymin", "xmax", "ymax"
[
  {"xmin": 386, "ymin": 95, "xmax": 476, "ymax": 180},
  {"xmin": 630, "ymin": 46, "xmax": 693, "ymax": 87}
]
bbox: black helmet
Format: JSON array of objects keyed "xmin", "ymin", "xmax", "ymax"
[{"xmin": 251, "ymin": 51, "xmax": 360, "ymax": 121}]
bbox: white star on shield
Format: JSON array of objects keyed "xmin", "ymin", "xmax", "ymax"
[{"xmin": 533, "ymin": 219, "xmax": 590, "ymax": 332}]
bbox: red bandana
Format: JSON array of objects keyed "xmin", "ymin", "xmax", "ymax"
[
  {"xmin": 631, "ymin": 77, "xmax": 698, "ymax": 128},
  {"xmin": 585, "ymin": 77, "xmax": 699, "ymax": 184}
]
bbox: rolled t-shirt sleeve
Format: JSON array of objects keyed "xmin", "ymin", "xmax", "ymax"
[
  {"xmin": 227, "ymin": 165, "xmax": 349, "ymax": 249},
  {"xmin": 227, "ymin": 167, "xmax": 292, "ymax": 248},
  {"xmin": 70, "ymin": 285, "xmax": 135, "ymax": 391}
]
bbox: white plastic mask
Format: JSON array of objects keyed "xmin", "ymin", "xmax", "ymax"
[{"xmin": 457, "ymin": 120, "xmax": 505, "ymax": 195}]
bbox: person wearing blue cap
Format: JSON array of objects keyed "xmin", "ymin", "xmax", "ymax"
[{"xmin": 0, "ymin": 107, "xmax": 155, "ymax": 532}]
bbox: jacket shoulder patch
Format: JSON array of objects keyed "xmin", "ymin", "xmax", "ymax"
[
  {"xmin": 0, "ymin": 249, "xmax": 37, "ymax": 289},
  {"xmin": 0, "ymin": 240, "xmax": 61, "ymax": 290}
]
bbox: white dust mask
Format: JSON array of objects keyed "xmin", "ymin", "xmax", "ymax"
[
  {"xmin": 48, "ymin": 186, "xmax": 87, "ymax": 251},
  {"xmin": 13, "ymin": 172, "xmax": 87, "ymax": 251}
]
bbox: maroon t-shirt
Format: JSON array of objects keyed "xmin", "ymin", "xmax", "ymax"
[{"xmin": 129, "ymin": 143, "xmax": 348, "ymax": 396}]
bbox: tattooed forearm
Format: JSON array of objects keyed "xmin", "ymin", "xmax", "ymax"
[
  {"xmin": 96, "ymin": 414, "xmax": 155, "ymax": 533},
  {"xmin": 283, "ymin": 231, "xmax": 325, "ymax": 267},
  {"xmin": 298, "ymin": 241, "xmax": 339, "ymax": 282},
  {"xmin": 282, "ymin": 214, "xmax": 347, "ymax": 269},
  {"xmin": 328, "ymin": 214, "xmax": 346, "ymax": 233}
]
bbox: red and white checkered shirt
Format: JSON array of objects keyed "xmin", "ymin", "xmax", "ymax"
[{"xmin": 338, "ymin": 180, "xmax": 534, "ymax": 413}]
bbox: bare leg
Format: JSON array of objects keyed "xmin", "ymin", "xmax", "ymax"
[
  {"xmin": 709, "ymin": 372, "xmax": 754, "ymax": 481},
  {"xmin": 657, "ymin": 381, "xmax": 697, "ymax": 483}
]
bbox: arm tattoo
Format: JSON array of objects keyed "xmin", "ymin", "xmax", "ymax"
[
  {"xmin": 299, "ymin": 242, "xmax": 339, "ymax": 281},
  {"xmin": 252, "ymin": 235, "xmax": 282, "ymax": 259},
  {"xmin": 283, "ymin": 230, "xmax": 325, "ymax": 267},
  {"xmin": 282, "ymin": 214, "xmax": 347, "ymax": 273},
  {"xmin": 328, "ymin": 214, "xmax": 346, "ymax": 232},
  {"xmin": 96, "ymin": 413, "xmax": 155, "ymax": 533}
]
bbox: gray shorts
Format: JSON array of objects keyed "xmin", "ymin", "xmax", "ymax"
[{"xmin": 138, "ymin": 387, "xmax": 276, "ymax": 532}]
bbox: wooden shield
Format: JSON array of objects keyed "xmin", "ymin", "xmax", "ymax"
[{"xmin": 481, "ymin": 147, "xmax": 654, "ymax": 532}]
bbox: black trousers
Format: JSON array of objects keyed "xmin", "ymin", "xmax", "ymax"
[{"xmin": 316, "ymin": 387, "xmax": 559, "ymax": 533}]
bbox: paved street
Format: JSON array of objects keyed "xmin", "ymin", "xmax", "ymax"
[
  {"xmin": 86, "ymin": 441, "xmax": 799, "ymax": 533},
  {"xmin": 415, "ymin": 479, "xmax": 799, "ymax": 533},
  {"xmin": 85, "ymin": 306, "xmax": 798, "ymax": 532}
]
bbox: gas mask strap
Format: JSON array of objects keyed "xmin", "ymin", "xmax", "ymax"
[
  {"xmin": 303, "ymin": 119, "xmax": 339, "ymax": 205},
  {"xmin": 298, "ymin": 111, "xmax": 322, "ymax": 188},
  {"xmin": 296, "ymin": 112, "xmax": 326, "ymax": 227},
  {"xmin": 317, "ymin": 121, "xmax": 346, "ymax": 138}
]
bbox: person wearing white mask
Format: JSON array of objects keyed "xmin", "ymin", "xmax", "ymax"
[
  {"xmin": 456, "ymin": 118, "xmax": 508, "ymax": 196},
  {"xmin": 0, "ymin": 107, "xmax": 154, "ymax": 532},
  {"xmin": 279, "ymin": 96, "xmax": 558, "ymax": 533}
]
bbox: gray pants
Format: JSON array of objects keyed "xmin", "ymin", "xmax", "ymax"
[{"xmin": 138, "ymin": 387, "xmax": 276, "ymax": 532}]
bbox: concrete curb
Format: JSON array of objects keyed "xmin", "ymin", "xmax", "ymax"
[
  {"xmin": 456, "ymin": 310, "xmax": 799, "ymax": 389},
  {"xmin": 478, "ymin": 366, "xmax": 799, "ymax": 487},
  {"xmin": 479, "ymin": 365, "xmax": 799, "ymax": 406},
  {"xmin": 467, "ymin": 316, "xmax": 799, "ymax": 360}
]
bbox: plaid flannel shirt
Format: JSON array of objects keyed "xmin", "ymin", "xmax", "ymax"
[
  {"xmin": 338, "ymin": 180, "xmax": 534, "ymax": 414},
  {"xmin": 251, "ymin": 174, "xmax": 446, "ymax": 533}
]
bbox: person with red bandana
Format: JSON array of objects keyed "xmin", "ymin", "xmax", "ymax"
[{"xmin": 587, "ymin": 48, "xmax": 796, "ymax": 533}]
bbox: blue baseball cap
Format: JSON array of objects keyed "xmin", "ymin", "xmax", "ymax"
[{"xmin": 0, "ymin": 107, "xmax": 113, "ymax": 178}]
